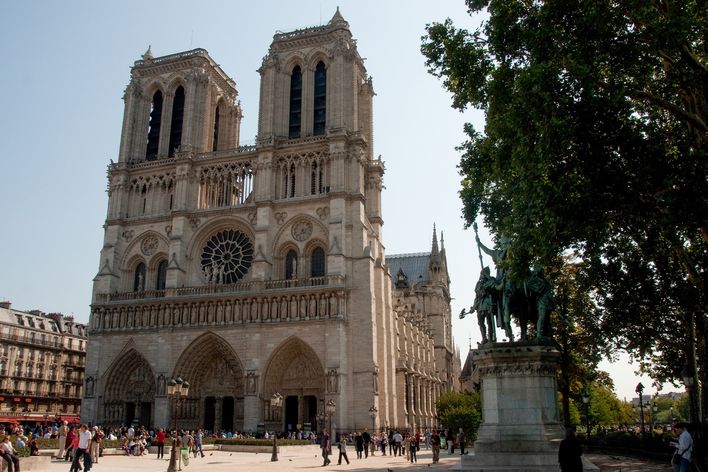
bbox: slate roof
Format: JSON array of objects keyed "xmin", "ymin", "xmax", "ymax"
[{"xmin": 387, "ymin": 252, "xmax": 431, "ymax": 285}]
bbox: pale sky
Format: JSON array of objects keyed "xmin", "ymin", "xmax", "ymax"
[{"xmin": 0, "ymin": 1, "xmax": 675, "ymax": 401}]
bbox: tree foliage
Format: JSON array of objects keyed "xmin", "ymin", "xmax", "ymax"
[
  {"xmin": 436, "ymin": 391, "xmax": 482, "ymax": 440},
  {"xmin": 422, "ymin": 0, "xmax": 707, "ymax": 417}
]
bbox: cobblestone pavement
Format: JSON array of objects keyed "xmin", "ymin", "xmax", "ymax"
[{"xmin": 586, "ymin": 453, "xmax": 673, "ymax": 472}]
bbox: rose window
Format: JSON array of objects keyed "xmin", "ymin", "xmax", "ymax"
[{"xmin": 200, "ymin": 229, "xmax": 253, "ymax": 284}]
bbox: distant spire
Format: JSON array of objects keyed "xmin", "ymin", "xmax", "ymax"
[
  {"xmin": 440, "ymin": 231, "xmax": 445, "ymax": 251},
  {"xmin": 431, "ymin": 224, "xmax": 440, "ymax": 256},
  {"xmin": 329, "ymin": 6, "xmax": 349, "ymax": 27},
  {"xmin": 142, "ymin": 45, "xmax": 154, "ymax": 61}
]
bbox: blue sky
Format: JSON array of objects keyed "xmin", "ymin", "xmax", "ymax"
[{"xmin": 0, "ymin": 1, "xmax": 669, "ymax": 400}]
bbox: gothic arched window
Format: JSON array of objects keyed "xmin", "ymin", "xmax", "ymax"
[
  {"xmin": 168, "ymin": 86, "xmax": 185, "ymax": 157},
  {"xmin": 156, "ymin": 259, "xmax": 168, "ymax": 290},
  {"xmin": 133, "ymin": 262, "xmax": 146, "ymax": 291},
  {"xmin": 289, "ymin": 164, "xmax": 296, "ymax": 198},
  {"xmin": 313, "ymin": 61, "xmax": 326, "ymax": 135},
  {"xmin": 310, "ymin": 247, "xmax": 325, "ymax": 278},
  {"xmin": 146, "ymin": 90, "xmax": 163, "ymax": 161},
  {"xmin": 289, "ymin": 66, "xmax": 302, "ymax": 139},
  {"xmin": 212, "ymin": 105, "xmax": 220, "ymax": 151},
  {"xmin": 285, "ymin": 250, "xmax": 298, "ymax": 279}
]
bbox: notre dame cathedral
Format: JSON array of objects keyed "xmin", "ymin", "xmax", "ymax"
[{"xmin": 82, "ymin": 9, "xmax": 459, "ymax": 433}]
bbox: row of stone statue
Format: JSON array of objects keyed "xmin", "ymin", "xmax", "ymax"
[{"xmin": 460, "ymin": 229, "xmax": 553, "ymax": 344}]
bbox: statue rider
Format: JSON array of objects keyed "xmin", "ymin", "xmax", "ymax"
[
  {"xmin": 524, "ymin": 264, "xmax": 553, "ymax": 339},
  {"xmin": 475, "ymin": 232, "xmax": 514, "ymax": 341}
]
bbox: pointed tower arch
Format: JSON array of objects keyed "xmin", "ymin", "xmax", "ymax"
[
  {"xmin": 102, "ymin": 347, "xmax": 156, "ymax": 426},
  {"xmin": 172, "ymin": 332, "xmax": 244, "ymax": 431},
  {"xmin": 262, "ymin": 337, "xmax": 325, "ymax": 431}
]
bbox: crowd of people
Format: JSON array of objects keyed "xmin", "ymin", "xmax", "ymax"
[
  {"xmin": 0, "ymin": 419, "xmax": 697, "ymax": 471},
  {"xmin": 317, "ymin": 428, "xmax": 465, "ymax": 466}
]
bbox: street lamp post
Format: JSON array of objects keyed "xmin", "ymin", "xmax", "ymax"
[
  {"xmin": 581, "ymin": 391, "xmax": 590, "ymax": 443},
  {"xmin": 326, "ymin": 400, "xmax": 336, "ymax": 438},
  {"xmin": 635, "ymin": 383, "xmax": 645, "ymax": 438},
  {"xmin": 368, "ymin": 405, "xmax": 378, "ymax": 433},
  {"xmin": 166, "ymin": 377, "xmax": 189, "ymax": 472},
  {"xmin": 270, "ymin": 392, "xmax": 283, "ymax": 462}
]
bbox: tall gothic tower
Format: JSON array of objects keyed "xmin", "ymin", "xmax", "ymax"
[{"xmin": 84, "ymin": 10, "xmax": 450, "ymax": 432}]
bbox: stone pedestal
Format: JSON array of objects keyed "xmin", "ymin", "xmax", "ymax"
[{"xmin": 459, "ymin": 342, "xmax": 563, "ymax": 472}]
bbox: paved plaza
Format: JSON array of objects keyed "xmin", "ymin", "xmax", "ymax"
[
  {"xmin": 41, "ymin": 447, "xmax": 460, "ymax": 472},
  {"xmin": 31, "ymin": 448, "xmax": 677, "ymax": 472}
]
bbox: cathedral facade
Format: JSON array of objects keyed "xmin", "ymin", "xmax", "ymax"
[{"xmin": 82, "ymin": 10, "xmax": 457, "ymax": 433}]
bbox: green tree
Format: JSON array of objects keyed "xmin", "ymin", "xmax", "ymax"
[
  {"xmin": 436, "ymin": 391, "xmax": 483, "ymax": 441},
  {"xmin": 422, "ymin": 0, "xmax": 707, "ymax": 420}
]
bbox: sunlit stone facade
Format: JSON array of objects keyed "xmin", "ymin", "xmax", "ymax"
[{"xmin": 82, "ymin": 10, "xmax": 458, "ymax": 433}]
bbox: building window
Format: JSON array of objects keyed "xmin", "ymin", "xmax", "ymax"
[
  {"xmin": 156, "ymin": 259, "xmax": 168, "ymax": 290},
  {"xmin": 289, "ymin": 66, "xmax": 302, "ymax": 139},
  {"xmin": 313, "ymin": 61, "xmax": 326, "ymax": 135},
  {"xmin": 200, "ymin": 229, "xmax": 254, "ymax": 284},
  {"xmin": 133, "ymin": 263, "xmax": 146, "ymax": 291},
  {"xmin": 311, "ymin": 247, "xmax": 325, "ymax": 278},
  {"xmin": 15, "ymin": 316, "xmax": 24, "ymax": 326},
  {"xmin": 212, "ymin": 105, "xmax": 220, "ymax": 151},
  {"xmin": 285, "ymin": 250, "xmax": 298, "ymax": 279},
  {"xmin": 289, "ymin": 164, "xmax": 296, "ymax": 198},
  {"xmin": 146, "ymin": 90, "xmax": 163, "ymax": 161},
  {"xmin": 168, "ymin": 86, "xmax": 185, "ymax": 157}
]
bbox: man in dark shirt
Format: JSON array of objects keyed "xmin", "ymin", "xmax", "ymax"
[
  {"xmin": 558, "ymin": 426, "xmax": 583, "ymax": 472},
  {"xmin": 361, "ymin": 429, "xmax": 371, "ymax": 458}
]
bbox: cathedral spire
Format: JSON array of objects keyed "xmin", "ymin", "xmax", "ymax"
[
  {"xmin": 431, "ymin": 224, "xmax": 440, "ymax": 257},
  {"xmin": 329, "ymin": 7, "xmax": 349, "ymax": 28}
]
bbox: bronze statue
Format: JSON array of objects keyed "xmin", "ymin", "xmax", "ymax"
[{"xmin": 471, "ymin": 226, "xmax": 554, "ymax": 342}]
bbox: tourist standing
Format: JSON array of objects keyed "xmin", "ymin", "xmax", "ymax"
[
  {"xmin": 558, "ymin": 426, "xmax": 583, "ymax": 472},
  {"xmin": 57, "ymin": 421, "xmax": 68, "ymax": 459},
  {"xmin": 155, "ymin": 428, "xmax": 166, "ymax": 460},
  {"xmin": 392, "ymin": 430, "xmax": 402, "ymax": 456},
  {"xmin": 89, "ymin": 426, "xmax": 102, "ymax": 464}
]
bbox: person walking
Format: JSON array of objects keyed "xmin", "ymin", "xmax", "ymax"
[
  {"xmin": 361, "ymin": 429, "xmax": 371, "ymax": 458},
  {"xmin": 337, "ymin": 436, "xmax": 350, "ymax": 465},
  {"xmin": 431, "ymin": 430, "xmax": 441, "ymax": 464},
  {"xmin": 193, "ymin": 429, "xmax": 204, "ymax": 458},
  {"xmin": 672, "ymin": 423, "xmax": 693, "ymax": 472},
  {"xmin": 354, "ymin": 432, "xmax": 364, "ymax": 459},
  {"xmin": 409, "ymin": 433, "xmax": 418, "ymax": 463},
  {"xmin": 558, "ymin": 426, "xmax": 583, "ymax": 472},
  {"xmin": 69, "ymin": 424, "xmax": 92, "ymax": 472},
  {"xmin": 321, "ymin": 429, "xmax": 331, "ymax": 466}
]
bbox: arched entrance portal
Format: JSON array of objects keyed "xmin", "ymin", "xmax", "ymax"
[
  {"xmin": 172, "ymin": 332, "xmax": 244, "ymax": 431},
  {"xmin": 102, "ymin": 348, "xmax": 155, "ymax": 427},
  {"xmin": 263, "ymin": 337, "xmax": 325, "ymax": 433}
]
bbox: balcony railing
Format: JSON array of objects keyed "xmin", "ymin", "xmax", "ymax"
[{"xmin": 96, "ymin": 275, "xmax": 346, "ymax": 302}]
